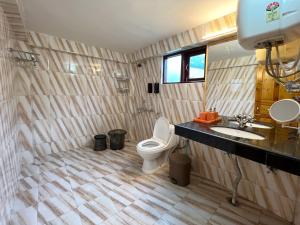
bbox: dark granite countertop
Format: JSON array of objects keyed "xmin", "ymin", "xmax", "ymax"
[{"xmin": 175, "ymin": 117, "xmax": 300, "ymax": 176}]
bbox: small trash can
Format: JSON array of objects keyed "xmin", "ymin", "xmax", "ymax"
[
  {"xmin": 108, "ymin": 129, "xmax": 127, "ymax": 150},
  {"xmin": 169, "ymin": 153, "xmax": 191, "ymax": 187},
  {"xmin": 94, "ymin": 134, "xmax": 107, "ymax": 151}
]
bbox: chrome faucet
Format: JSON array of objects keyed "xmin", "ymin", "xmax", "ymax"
[{"xmin": 232, "ymin": 113, "xmax": 254, "ymax": 128}]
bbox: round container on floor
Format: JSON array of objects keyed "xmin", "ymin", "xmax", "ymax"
[
  {"xmin": 169, "ymin": 152, "xmax": 191, "ymax": 187},
  {"xmin": 108, "ymin": 129, "xmax": 127, "ymax": 150},
  {"xmin": 94, "ymin": 134, "xmax": 107, "ymax": 151}
]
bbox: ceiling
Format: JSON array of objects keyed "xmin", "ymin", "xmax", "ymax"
[{"xmin": 23, "ymin": 0, "xmax": 237, "ymax": 53}]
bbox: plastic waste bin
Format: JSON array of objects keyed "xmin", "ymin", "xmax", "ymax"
[
  {"xmin": 169, "ymin": 152, "xmax": 191, "ymax": 187},
  {"xmin": 94, "ymin": 134, "xmax": 107, "ymax": 151},
  {"xmin": 108, "ymin": 129, "xmax": 127, "ymax": 150}
]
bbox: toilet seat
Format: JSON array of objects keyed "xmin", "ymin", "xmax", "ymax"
[{"xmin": 137, "ymin": 138, "xmax": 166, "ymax": 153}]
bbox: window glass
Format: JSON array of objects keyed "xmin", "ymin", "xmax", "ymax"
[
  {"xmin": 162, "ymin": 46, "xmax": 206, "ymax": 84},
  {"xmin": 164, "ymin": 55, "xmax": 182, "ymax": 83},
  {"xmin": 189, "ymin": 54, "xmax": 205, "ymax": 79}
]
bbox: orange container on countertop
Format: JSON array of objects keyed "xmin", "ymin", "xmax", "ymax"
[
  {"xmin": 207, "ymin": 112, "xmax": 215, "ymax": 121},
  {"xmin": 194, "ymin": 110, "xmax": 221, "ymax": 124},
  {"xmin": 199, "ymin": 112, "xmax": 208, "ymax": 120}
]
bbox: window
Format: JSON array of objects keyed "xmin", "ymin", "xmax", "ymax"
[{"xmin": 163, "ymin": 46, "xmax": 207, "ymax": 84}]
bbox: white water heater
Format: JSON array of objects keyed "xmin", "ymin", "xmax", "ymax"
[{"xmin": 238, "ymin": 0, "xmax": 300, "ymax": 50}]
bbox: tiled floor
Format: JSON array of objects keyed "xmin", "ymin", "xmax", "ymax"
[{"xmin": 9, "ymin": 142, "xmax": 291, "ymax": 225}]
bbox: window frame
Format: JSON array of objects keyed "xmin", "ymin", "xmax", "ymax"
[{"xmin": 162, "ymin": 46, "xmax": 207, "ymax": 84}]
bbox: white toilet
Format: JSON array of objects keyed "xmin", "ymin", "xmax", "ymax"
[{"xmin": 137, "ymin": 117, "xmax": 179, "ymax": 174}]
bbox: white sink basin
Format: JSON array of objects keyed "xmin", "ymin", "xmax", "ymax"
[
  {"xmin": 210, "ymin": 127, "xmax": 265, "ymax": 140},
  {"xmin": 230, "ymin": 121, "xmax": 272, "ymax": 129}
]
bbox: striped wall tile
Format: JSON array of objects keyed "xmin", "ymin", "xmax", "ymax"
[
  {"xmin": 49, "ymin": 72, "xmax": 70, "ymax": 96},
  {"xmin": 254, "ymin": 185, "xmax": 295, "ymax": 222},
  {"xmin": 86, "ymin": 76, "xmax": 102, "ymax": 96},
  {"xmin": 28, "ymin": 32, "xmax": 129, "ymax": 63},
  {"xmin": 161, "ymin": 84, "xmax": 187, "ymax": 100},
  {"xmin": 69, "ymin": 117, "xmax": 88, "ymax": 137},
  {"xmin": 50, "ymin": 95, "xmax": 70, "ymax": 119},
  {"xmin": 186, "ymin": 83, "xmax": 205, "ymax": 101},
  {"xmin": 34, "ymin": 142, "xmax": 52, "ymax": 157},
  {"xmin": 51, "ymin": 139, "xmax": 70, "ymax": 153},
  {"xmin": 51, "ymin": 118, "xmax": 71, "ymax": 142},
  {"xmin": 69, "ymin": 96, "xmax": 87, "ymax": 117},
  {"xmin": 102, "ymin": 96, "xmax": 125, "ymax": 114},
  {"xmin": 14, "ymin": 66, "xmax": 31, "ymax": 96},
  {"xmin": 30, "ymin": 69, "xmax": 50, "ymax": 95},
  {"xmin": 0, "ymin": 0, "xmax": 27, "ymax": 42},
  {"xmin": 32, "ymin": 119, "xmax": 51, "ymax": 145},
  {"xmin": 85, "ymin": 96, "xmax": 102, "ymax": 115},
  {"xmin": 31, "ymin": 95, "xmax": 50, "ymax": 120},
  {"xmin": 68, "ymin": 75, "xmax": 87, "ymax": 96},
  {"xmin": 17, "ymin": 123, "xmax": 33, "ymax": 152},
  {"xmin": 16, "ymin": 96, "xmax": 31, "ymax": 124},
  {"xmin": 48, "ymin": 50, "xmax": 70, "ymax": 73},
  {"xmin": 256, "ymin": 165, "xmax": 299, "ymax": 199}
]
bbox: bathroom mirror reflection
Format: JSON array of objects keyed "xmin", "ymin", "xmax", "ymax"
[
  {"xmin": 207, "ymin": 39, "xmax": 299, "ymax": 123},
  {"xmin": 207, "ymin": 39, "xmax": 255, "ymax": 64},
  {"xmin": 206, "ymin": 39, "xmax": 256, "ymax": 118}
]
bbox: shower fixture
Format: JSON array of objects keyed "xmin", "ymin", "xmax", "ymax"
[{"xmin": 9, "ymin": 48, "xmax": 39, "ymax": 66}]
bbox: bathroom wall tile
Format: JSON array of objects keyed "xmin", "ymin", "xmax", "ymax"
[
  {"xmin": 16, "ymin": 96, "xmax": 31, "ymax": 124},
  {"xmin": 86, "ymin": 76, "xmax": 102, "ymax": 96},
  {"xmin": 30, "ymin": 69, "xmax": 50, "ymax": 95},
  {"xmin": 84, "ymin": 116, "xmax": 98, "ymax": 136},
  {"xmin": 28, "ymin": 31, "xmax": 49, "ymax": 48},
  {"xmin": 32, "ymin": 119, "xmax": 51, "ymax": 145},
  {"xmin": 69, "ymin": 96, "xmax": 87, "ymax": 117},
  {"xmin": 161, "ymin": 84, "xmax": 187, "ymax": 100},
  {"xmin": 102, "ymin": 76, "xmax": 117, "ymax": 96},
  {"xmin": 31, "ymin": 95, "xmax": 50, "ymax": 120},
  {"xmin": 69, "ymin": 54, "xmax": 89, "ymax": 75},
  {"xmin": 254, "ymin": 185, "xmax": 295, "ymax": 222},
  {"xmin": 186, "ymin": 82, "xmax": 205, "ymax": 101},
  {"xmin": 34, "ymin": 142, "xmax": 52, "ymax": 157},
  {"xmin": 17, "ymin": 123, "xmax": 33, "ymax": 152},
  {"xmin": 51, "ymin": 139, "xmax": 70, "ymax": 153},
  {"xmin": 238, "ymin": 158, "xmax": 258, "ymax": 183},
  {"xmin": 49, "ymin": 72, "xmax": 70, "ymax": 96},
  {"xmin": 87, "ymin": 57, "xmax": 102, "ymax": 76},
  {"xmin": 171, "ymin": 100, "xmax": 188, "ymax": 124},
  {"xmin": 14, "ymin": 67, "xmax": 31, "ymax": 96},
  {"xmin": 51, "ymin": 118, "xmax": 71, "ymax": 142},
  {"xmin": 185, "ymin": 100, "xmax": 204, "ymax": 120},
  {"xmin": 69, "ymin": 116, "xmax": 87, "ymax": 137},
  {"xmin": 85, "ymin": 96, "xmax": 101, "ymax": 115},
  {"xmin": 102, "ymin": 96, "xmax": 125, "ymax": 115},
  {"xmin": 256, "ymin": 164, "xmax": 299, "ymax": 199},
  {"xmin": 48, "ymin": 51, "xmax": 69, "ymax": 73},
  {"xmin": 68, "ymin": 75, "xmax": 87, "ymax": 96},
  {"xmin": 50, "ymin": 95, "xmax": 70, "ymax": 118}
]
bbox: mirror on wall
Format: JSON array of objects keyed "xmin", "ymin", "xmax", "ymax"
[
  {"xmin": 207, "ymin": 39, "xmax": 255, "ymax": 64},
  {"xmin": 206, "ymin": 39, "xmax": 297, "ymax": 122},
  {"xmin": 205, "ymin": 39, "xmax": 256, "ymax": 117}
]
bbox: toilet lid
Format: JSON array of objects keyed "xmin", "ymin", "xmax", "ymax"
[{"xmin": 153, "ymin": 117, "xmax": 170, "ymax": 144}]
